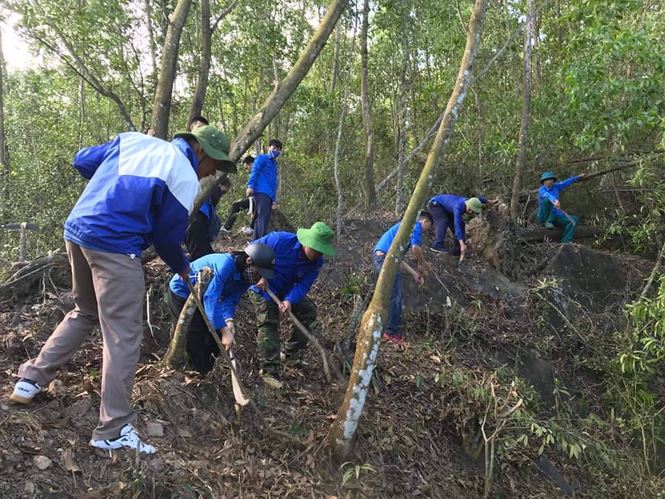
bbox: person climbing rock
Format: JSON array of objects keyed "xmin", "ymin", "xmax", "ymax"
[
  {"xmin": 250, "ymin": 222, "xmax": 335, "ymax": 389},
  {"xmin": 427, "ymin": 194, "xmax": 485, "ymax": 257},
  {"xmin": 246, "ymin": 139, "xmax": 282, "ymax": 240},
  {"xmin": 537, "ymin": 171, "xmax": 586, "ymax": 243},
  {"xmin": 10, "ymin": 125, "xmax": 235, "ymax": 454},
  {"xmin": 222, "ymin": 155, "xmax": 257, "ymax": 235},
  {"xmin": 373, "ymin": 210, "xmax": 433, "ymax": 345},
  {"xmin": 168, "ymin": 243, "xmax": 275, "ymax": 374}
]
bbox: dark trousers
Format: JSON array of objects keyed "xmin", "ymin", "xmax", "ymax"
[
  {"xmin": 252, "ymin": 192, "xmax": 273, "ymax": 241},
  {"xmin": 373, "ymin": 253, "xmax": 402, "ymax": 336},
  {"xmin": 224, "ymin": 198, "xmax": 256, "ymax": 230},
  {"xmin": 250, "ymin": 292, "xmax": 317, "ymax": 374},
  {"xmin": 428, "ymin": 202, "xmax": 461, "ymax": 255},
  {"xmin": 167, "ymin": 290, "xmax": 219, "ymax": 374}
]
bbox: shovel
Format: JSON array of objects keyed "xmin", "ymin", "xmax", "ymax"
[{"xmin": 185, "ymin": 280, "xmax": 250, "ymax": 406}]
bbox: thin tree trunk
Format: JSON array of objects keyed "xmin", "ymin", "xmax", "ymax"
[
  {"xmin": 360, "ymin": 0, "xmax": 376, "ymax": 209},
  {"xmin": 0, "ymin": 26, "xmax": 8, "ymax": 214},
  {"xmin": 330, "ymin": 23, "xmax": 341, "ymax": 92},
  {"xmin": 162, "ymin": 268, "xmax": 212, "ymax": 369},
  {"xmin": 192, "ymin": 0, "xmax": 349, "ymax": 220},
  {"xmin": 188, "ymin": 0, "xmax": 237, "ymax": 123},
  {"xmin": 395, "ymin": 44, "xmax": 409, "ymax": 215},
  {"xmin": 328, "ymin": 0, "xmax": 490, "ymax": 460},
  {"xmin": 333, "ymin": 98, "xmax": 346, "ymax": 236},
  {"xmin": 151, "ymin": 0, "xmax": 193, "ymax": 138},
  {"xmin": 510, "ymin": 0, "xmax": 535, "ymax": 222},
  {"xmin": 144, "ymin": 0, "xmax": 158, "ymax": 78}
]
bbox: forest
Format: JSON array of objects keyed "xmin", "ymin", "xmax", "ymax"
[{"xmin": 0, "ymin": 0, "xmax": 664, "ymax": 497}]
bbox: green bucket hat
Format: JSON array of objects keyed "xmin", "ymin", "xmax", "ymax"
[
  {"xmin": 540, "ymin": 171, "xmax": 557, "ymax": 183},
  {"xmin": 465, "ymin": 197, "xmax": 484, "ymax": 214},
  {"xmin": 173, "ymin": 125, "xmax": 236, "ymax": 173},
  {"xmin": 297, "ymin": 222, "xmax": 336, "ymax": 256}
]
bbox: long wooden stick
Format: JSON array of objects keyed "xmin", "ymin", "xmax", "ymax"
[{"xmin": 265, "ymin": 288, "xmax": 345, "ymax": 384}]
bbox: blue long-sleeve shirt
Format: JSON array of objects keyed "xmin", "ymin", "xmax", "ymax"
[
  {"xmin": 169, "ymin": 253, "xmax": 248, "ymax": 330},
  {"xmin": 247, "ymin": 153, "xmax": 278, "ymax": 201},
  {"xmin": 374, "ymin": 221, "xmax": 424, "ymax": 255},
  {"xmin": 250, "ymin": 232, "xmax": 323, "ymax": 304},
  {"xmin": 429, "ymin": 194, "xmax": 467, "ymax": 241},
  {"xmin": 538, "ymin": 176, "xmax": 581, "ymax": 217},
  {"xmin": 65, "ymin": 133, "xmax": 200, "ymax": 274}
]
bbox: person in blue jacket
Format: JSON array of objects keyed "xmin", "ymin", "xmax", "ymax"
[
  {"xmin": 10, "ymin": 125, "xmax": 234, "ymax": 455},
  {"xmin": 250, "ymin": 222, "xmax": 335, "ymax": 388},
  {"xmin": 246, "ymin": 139, "xmax": 282, "ymax": 240},
  {"xmin": 373, "ymin": 210, "xmax": 433, "ymax": 345},
  {"xmin": 537, "ymin": 171, "xmax": 586, "ymax": 243},
  {"xmin": 427, "ymin": 194, "xmax": 485, "ymax": 257},
  {"xmin": 168, "ymin": 243, "xmax": 275, "ymax": 374}
]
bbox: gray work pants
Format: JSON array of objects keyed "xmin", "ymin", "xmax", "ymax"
[{"xmin": 18, "ymin": 240, "xmax": 145, "ymax": 441}]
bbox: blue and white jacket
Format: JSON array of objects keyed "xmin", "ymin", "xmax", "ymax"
[
  {"xmin": 250, "ymin": 232, "xmax": 323, "ymax": 304},
  {"xmin": 64, "ymin": 133, "xmax": 200, "ymax": 273},
  {"xmin": 247, "ymin": 152, "xmax": 279, "ymax": 201}
]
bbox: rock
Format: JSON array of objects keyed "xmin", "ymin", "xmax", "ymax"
[
  {"xmin": 33, "ymin": 455, "xmax": 52, "ymax": 470},
  {"xmin": 146, "ymin": 422, "xmax": 164, "ymax": 437},
  {"xmin": 64, "ymin": 398, "xmax": 91, "ymax": 419},
  {"xmin": 48, "ymin": 379, "xmax": 66, "ymax": 398}
]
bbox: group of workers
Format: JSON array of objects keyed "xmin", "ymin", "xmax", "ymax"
[{"xmin": 8, "ymin": 113, "xmax": 585, "ymax": 454}]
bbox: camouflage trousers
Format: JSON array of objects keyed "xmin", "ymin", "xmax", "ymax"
[{"xmin": 250, "ymin": 292, "xmax": 317, "ymax": 374}]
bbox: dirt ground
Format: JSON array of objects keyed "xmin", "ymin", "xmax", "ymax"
[{"xmin": 0, "ymin": 211, "xmax": 658, "ymax": 498}]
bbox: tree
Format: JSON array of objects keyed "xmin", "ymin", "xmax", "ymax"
[
  {"xmin": 187, "ymin": 0, "xmax": 237, "ymax": 123},
  {"xmin": 510, "ymin": 0, "xmax": 535, "ymax": 222},
  {"xmin": 329, "ymin": 0, "xmax": 490, "ymax": 459},
  {"xmin": 0, "ymin": 25, "xmax": 9, "ymax": 215},
  {"xmin": 359, "ymin": 0, "xmax": 376, "ymax": 209},
  {"xmin": 192, "ymin": 0, "xmax": 350, "ymax": 217},
  {"xmin": 151, "ymin": 0, "xmax": 192, "ymax": 138}
]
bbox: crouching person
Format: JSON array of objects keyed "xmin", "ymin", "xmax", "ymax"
[
  {"xmin": 167, "ymin": 243, "xmax": 275, "ymax": 374},
  {"xmin": 251, "ymin": 222, "xmax": 335, "ymax": 389}
]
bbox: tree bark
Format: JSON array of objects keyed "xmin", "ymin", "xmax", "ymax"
[
  {"xmin": 151, "ymin": 0, "xmax": 193, "ymax": 138},
  {"xmin": 188, "ymin": 0, "xmax": 237, "ymax": 123},
  {"xmin": 192, "ymin": 0, "xmax": 349, "ymax": 220},
  {"xmin": 162, "ymin": 268, "xmax": 212, "ymax": 369},
  {"xmin": 0, "ymin": 26, "xmax": 9, "ymax": 214},
  {"xmin": 510, "ymin": 0, "xmax": 535, "ymax": 223},
  {"xmin": 333, "ymin": 95, "xmax": 346, "ymax": 237},
  {"xmin": 395, "ymin": 41, "xmax": 409, "ymax": 215},
  {"xmin": 360, "ymin": 0, "xmax": 376, "ymax": 209},
  {"xmin": 328, "ymin": 0, "xmax": 490, "ymax": 459},
  {"xmin": 143, "ymin": 0, "xmax": 159, "ymax": 78}
]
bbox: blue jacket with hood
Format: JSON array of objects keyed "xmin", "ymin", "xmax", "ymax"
[{"xmin": 64, "ymin": 132, "xmax": 200, "ymax": 273}]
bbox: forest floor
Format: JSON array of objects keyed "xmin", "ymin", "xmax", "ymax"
[{"xmin": 0, "ymin": 210, "xmax": 662, "ymax": 498}]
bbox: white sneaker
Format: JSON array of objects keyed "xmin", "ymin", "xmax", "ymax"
[
  {"xmin": 241, "ymin": 226, "xmax": 254, "ymax": 236},
  {"xmin": 10, "ymin": 379, "xmax": 44, "ymax": 404},
  {"xmin": 219, "ymin": 227, "xmax": 231, "ymax": 233},
  {"xmin": 90, "ymin": 424, "xmax": 156, "ymax": 454}
]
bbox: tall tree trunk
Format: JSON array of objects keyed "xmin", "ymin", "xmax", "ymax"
[
  {"xmin": 330, "ymin": 23, "xmax": 341, "ymax": 93},
  {"xmin": 360, "ymin": 0, "xmax": 376, "ymax": 209},
  {"xmin": 151, "ymin": 0, "xmax": 193, "ymax": 138},
  {"xmin": 510, "ymin": 0, "xmax": 535, "ymax": 222},
  {"xmin": 143, "ymin": 0, "xmax": 159, "ymax": 78},
  {"xmin": 188, "ymin": 0, "xmax": 237, "ymax": 123},
  {"xmin": 0, "ymin": 26, "xmax": 8, "ymax": 215},
  {"xmin": 395, "ymin": 43, "xmax": 409, "ymax": 215},
  {"xmin": 328, "ymin": 0, "xmax": 490, "ymax": 460},
  {"xmin": 192, "ymin": 0, "xmax": 349, "ymax": 219},
  {"xmin": 333, "ymin": 99, "xmax": 347, "ymax": 237}
]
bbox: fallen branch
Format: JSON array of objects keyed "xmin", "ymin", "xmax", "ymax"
[{"xmin": 517, "ymin": 225, "xmax": 604, "ymax": 243}]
